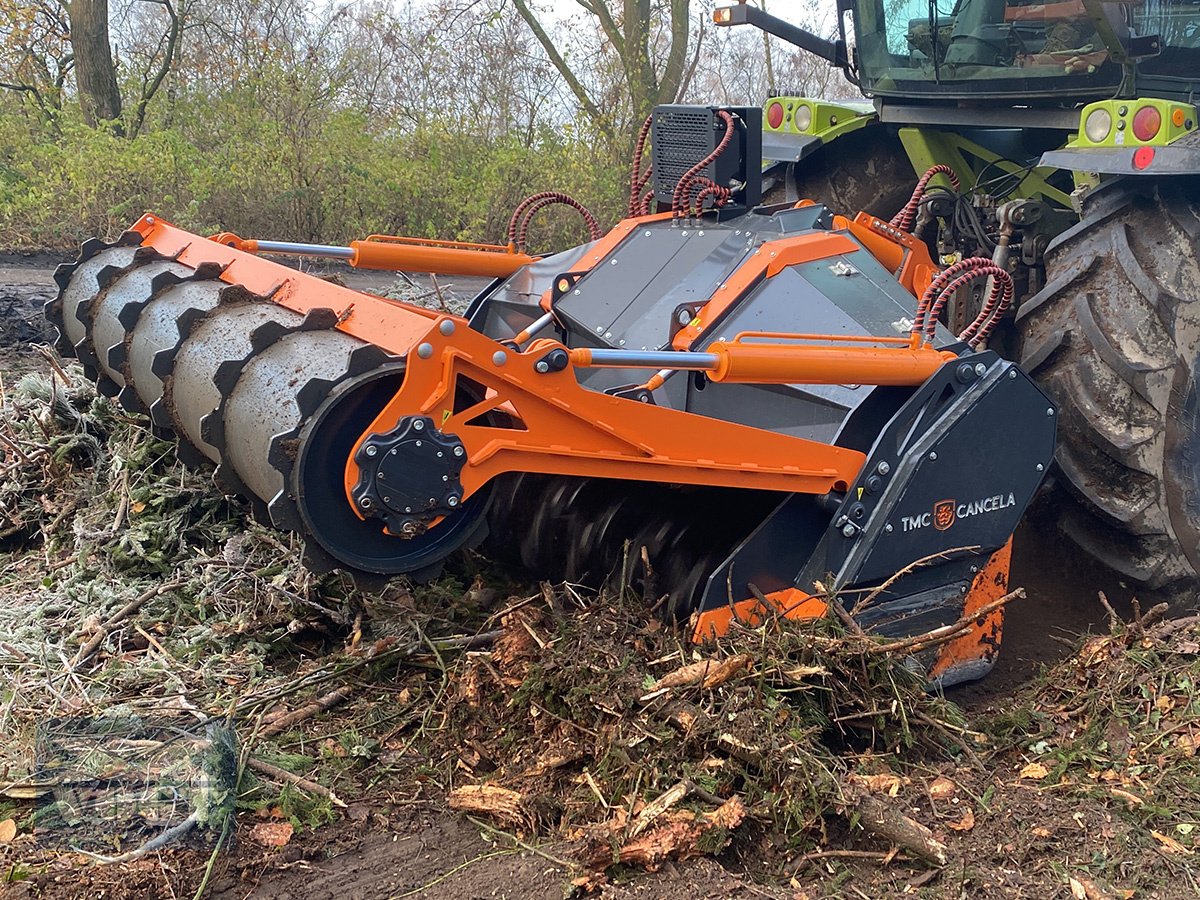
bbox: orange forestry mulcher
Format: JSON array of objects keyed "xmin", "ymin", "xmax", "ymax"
[{"xmin": 49, "ymin": 105, "xmax": 1053, "ymax": 686}]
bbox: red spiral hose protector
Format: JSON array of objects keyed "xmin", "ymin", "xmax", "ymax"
[
  {"xmin": 913, "ymin": 256, "xmax": 991, "ymax": 335},
  {"xmin": 688, "ymin": 178, "xmax": 732, "ymax": 216},
  {"xmin": 672, "ymin": 110, "xmax": 736, "ymax": 217},
  {"xmin": 511, "ymin": 192, "xmax": 601, "ymax": 253},
  {"xmin": 508, "ymin": 192, "xmax": 563, "ymax": 246},
  {"xmin": 890, "ymin": 164, "xmax": 961, "ymax": 232},
  {"xmin": 628, "ymin": 115, "xmax": 654, "ymax": 217},
  {"xmin": 920, "ymin": 264, "xmax": 1014, "ymax": 345},
  {"xmin": 637, "ymin": 188, "xmax": 655, "ymax": 217}
]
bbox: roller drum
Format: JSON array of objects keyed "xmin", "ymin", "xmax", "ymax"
[
  {"xmin": 169, "ymin": 303, "xmax": 305, "ymax": 463},
  {"xmin": 58, "ymin": 246, "xmax": 141, "ymax": 355},
  {"xmin": 89, "ymin": 260, "xmax": 192, "ymax": 396},
  {"xmin": 220, "ymin": 328, "xmax": 371, "ymax": 524},
  {"xmin": 129, "ymin": 280, "xmax": 224, "ymax": 415}
]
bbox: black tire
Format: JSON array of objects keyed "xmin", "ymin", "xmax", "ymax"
[
  {"xmin": 764, "ymin": 128, "xmax": 915, "ymax": 221},
  {"xmin": 1016, "ymin": 178, "xmax": 1200, "ymax": 610}
]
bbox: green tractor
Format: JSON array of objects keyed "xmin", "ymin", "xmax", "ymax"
[{"xmin": 718, "ymin": 0, "xmax": 1200, "ymax": 605}]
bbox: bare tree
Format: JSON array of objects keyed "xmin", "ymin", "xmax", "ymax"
[
  {"xmin": 70, "ymin": 0, "xmax": 123, "ymax": 127},
  {"xmin": 509, "ymin": 0, "xmax": 701, "ymax": 149}
]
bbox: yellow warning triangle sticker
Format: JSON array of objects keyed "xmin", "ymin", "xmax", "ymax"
[
  {"xmin": 857, "ymin": 487, "xmax": 864, "ymax": 499},
  {"xmin": 442, "ymin": 409, "xmax": 452, "ymax": 424}
]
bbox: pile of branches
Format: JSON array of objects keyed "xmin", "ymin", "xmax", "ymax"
[{"xmin": 442, "ymin": 589, "xmax": 985, "ymax": 883}]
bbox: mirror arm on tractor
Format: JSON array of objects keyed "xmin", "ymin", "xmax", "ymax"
[{"xmin": 714, "ymin": 2, "xmax": 849, "ymax": 71}]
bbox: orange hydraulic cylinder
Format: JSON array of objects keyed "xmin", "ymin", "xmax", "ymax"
[
  {"xmin": 706, "ymin": 342, "xmax": 957, "ymax": 386},
  {"xmin": 348, "ymin": 239, "xmax": 537, "ymax": 277}
]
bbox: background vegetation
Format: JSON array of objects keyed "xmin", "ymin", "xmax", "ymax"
[{"xmin": 0, "ymin": 0, "xmax": 848, "ymax": 252}]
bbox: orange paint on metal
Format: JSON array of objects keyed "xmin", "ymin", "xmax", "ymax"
[
  {"xmin": 209, "ymin": 226, "xmax": 537, "ymax": 278},
  {"xmin": 705, "ymin": 340, "xmax": 954, "ymax": 386},
  {"xmin": 349, "ymin": 236, "xmax": 536, "ymax": 277},
  {"xmin": 134, "ymin": 215, "xmax": 443, "ymax": 353},
  {"xmin": 848, "ymin": 212, "xmax": 939, "ymax": 297},
  {"xmin": 346, "ymin": 322, "xmax": 867, "ymax": 514},
  {"xmin": 929, "ymin": 540, "xmax": 1012, "ymax": 679},
  {"xmin": 671, "ymin": 231, "xmax": 859, "ymax": 350},
  {"xmin": 569, "ymin": 338, "xmax": 954, "ymax": 387},
  {"xmin": 692, "ymin": 588, "xmax": 827, "ymax": 642}
]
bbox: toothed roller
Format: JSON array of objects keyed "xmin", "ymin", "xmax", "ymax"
[
  {"xmin": 165, "ymin": 299, "xmax": 307, "ymax": 465},
  {"xmin": 48, "ymin": 236, "xmax": 144, "ymax": 364},
  {"xmin": 123, "ymin": 273, "xmax": 226, "ymax": 420},
  {"xmin": 89, "ymin": 258, "xmax": 193, "ymax": 400}
]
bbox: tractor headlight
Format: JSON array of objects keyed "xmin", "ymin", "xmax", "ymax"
[
  {"xmin": 1084, "ymin": 108, "xmax": 1112, "ymax": 143},
  {"xmin": 794, "ymin": 104, "xmax": 813, "ymax": 132}
]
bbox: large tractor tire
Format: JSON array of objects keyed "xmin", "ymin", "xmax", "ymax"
[{"xmin": 1017, "ymin": 178, "xmax": 1200, "ymax": 608}]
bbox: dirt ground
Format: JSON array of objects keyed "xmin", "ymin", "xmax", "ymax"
[{"xmin": 0, "ymin": 260, "xmax": 1194, "ymax": 900}]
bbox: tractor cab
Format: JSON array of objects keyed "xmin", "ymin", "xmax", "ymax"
[{"xmin": 853, "ymin": 0, "xmax": 1198, "ymax": 99}]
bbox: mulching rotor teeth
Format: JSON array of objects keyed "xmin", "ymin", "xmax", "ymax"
[
  {"xmin": 95, "ymin": 376, "xmax": 121, "ymax": 399},
  {"xmin": 295, "ymin": 377, "xmax": 342, "ymax": 420},
  {"xmin": 266, "ymin": 481, "xmax": 304, "ymax": 533}
]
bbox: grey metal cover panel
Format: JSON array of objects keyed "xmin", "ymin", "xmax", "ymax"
[{"xmin": 555, "ymin": 226, "xmax": 755, "ymax": 350}]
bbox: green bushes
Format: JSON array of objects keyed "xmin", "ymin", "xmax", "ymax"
[{"xmin": 0, "ymin": 84, "xmax": 626, "ymax": 253}]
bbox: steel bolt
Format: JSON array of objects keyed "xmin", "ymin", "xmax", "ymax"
[
  {"xmin": 1009, "ymin": 370, "xmax": 1018, "ymax": 379},
  {"xmin": 644, "ymin": 231, "xmax": 652, "ymax": 236},
  {"xmin": 492, "ymin": 350, "xmax": 508, "ymax": 366},
  {"xmin": 928, "ymin": 451, "xmax": 938, "ymax": 461},
  {"xmin": 442, "ymin": 474, "xmax": 449, "ymax": 481},
  {"xmin": 884, "ymin": 524, "xmax": 894, "ymax": 533},
  {"xmin": 365, "ymin": 445, "xmax": 378, "ymax": 457},
  {"xmin": 417, "ymin": 342, "xmax": 434, "ymax": 359},
  {"xmin": 359, "ymin": 497, "xmax": 373, "ymax": 509},
  {"xmin": 448, "ymin": 496, "xmax": 460, "ymax": 508},
  {"xmin": 841, "ymin": 523, "xmax": 856, "ymax": 538},
  {"xmin": 405, "ymin": 506, "xmax": 412, "ymax": 513},
  {"xmin": 535, "ymin": 360, "xmax": 550, "ymax": 373},
  {"xmin": 677, "ymin": 309, "xmax": 692, "ymax": 325},
  {"xmin": 876, "ymin": 461, "xmax": 891, "ymax": 475},
  {"xmin": 439, "ymin": 319, "xmax": 456, "ymax": 336},
  {"xmin": 437, "ymin": 451, "xmax": 443, "ymax": 457},
  {"xmin": 1036, "ymin": 463, "xmax": 1045, "ymax": 472},
  {"xmin": 413, "ymin": 419, "xmax": 424, "ymax": 431},
  {"xmin": 1046, "ymin": 407, "xmax": 1055, "ymax": 416},
  {"xmin": 453, "ymin": 446, "xmax": 464, "ymax": 457},
  {"xmin": 574, "ymin": 289, "xmax": 581, "ymax": 296},
  {"xmin": 610, "ymin": 259, "xmax": 618, "ymax": 265},
  {"xmin": 383, "ymin": 496, "xmax": 391, "ymax": 504},
  {"xmin": 975, "ymin": 363, "xmax": 987, "ymax": 376}
]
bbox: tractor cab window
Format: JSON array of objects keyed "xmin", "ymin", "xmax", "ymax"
[
  {"xmin": 1133, "ymin": 0, "xmax": 1200, "ymax": 78},
  {"xmin": 853, "ymin": 0, "xmax": 1124, "ymax": 98}
]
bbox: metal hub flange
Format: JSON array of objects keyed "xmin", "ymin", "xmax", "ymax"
[{"xmin": 351, "ymin": 416, "xmax": 467, "ymax": 537}]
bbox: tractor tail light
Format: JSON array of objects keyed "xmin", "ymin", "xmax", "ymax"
[
  {"xmin": 767, "ymin": 101, "xmax": 784, "ymax": 130},
  {"xmin": 1132, "ymin": 106, "xmax": 1162, "ymax": 142}
]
